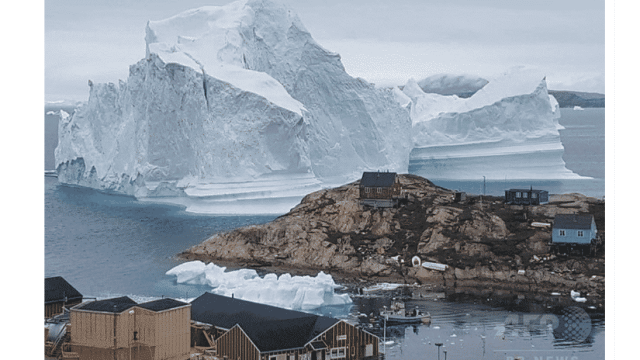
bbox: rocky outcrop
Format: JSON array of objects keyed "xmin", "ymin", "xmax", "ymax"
[{"xmin": 181, "ymin": 174, "xmax": 604, "ymax": 304}]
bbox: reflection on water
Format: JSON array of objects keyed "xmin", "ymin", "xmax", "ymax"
[{"xmin": 349, "ymin": 292, "xmax": 604, "ymax": 360}]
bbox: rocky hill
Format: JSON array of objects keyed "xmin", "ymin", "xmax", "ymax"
[{"xmin": 181, "ymin": 174, "xmax": 604, "ymax": 307}]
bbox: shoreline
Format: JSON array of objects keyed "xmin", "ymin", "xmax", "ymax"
[{"xmin": 178, "ymin": 252, "xmax": 605, "ymax": 313}]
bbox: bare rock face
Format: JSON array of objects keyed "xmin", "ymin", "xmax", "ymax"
[{"xmin": 182, "ymin": 174, "xmax": 604, "ymax": 297}]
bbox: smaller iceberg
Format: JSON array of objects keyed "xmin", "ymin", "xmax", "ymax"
[{"xmin": 166, "ymin": 261, "xmax": 352, "ymax": 310}]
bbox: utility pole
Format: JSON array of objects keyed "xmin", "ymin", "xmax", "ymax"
[{"xmin": 435, "ymin": 343, "xmax": 443, "ymax": 360}]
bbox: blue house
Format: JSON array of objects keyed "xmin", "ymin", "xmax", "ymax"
[{"xmin": 552, "ymin": 214, "xmax": 597, "ymax": 247}]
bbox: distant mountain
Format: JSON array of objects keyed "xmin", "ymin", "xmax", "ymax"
[{"xmin": 547, "ymin": 90, "xmax": 605, "ymax": 108}]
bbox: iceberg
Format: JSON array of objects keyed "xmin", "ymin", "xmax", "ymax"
[
  {"xmin": 416, "ymin": 73, "xmax": 489, "ymax": 97},
  {"xmin": 403, "ymin": 68, "xmax": 584, "ymax": 180},
  {"xmin": 55, "ymin": 0, "xmax": 412, "ymax": 213},
  {"xmin": 165, "ymin": 260, "xmax": 352, "ymax": 310}
]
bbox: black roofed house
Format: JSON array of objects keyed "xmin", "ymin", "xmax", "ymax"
[
  {"xmin": 45, "ymin": 276, "xmax": 84, "ymax": 318},
  {"xmin": 190, "ymin": 292, "xmax": 380, "ymax": 360},
  {"xmin": 505, "ymin": 187, "xmax": 549, "ymax": 205},
  {"xmin": 68, "ymin": 296, "xmax": 191, "ymax": 360},
  {"xmin": 359, "ymin": 171, "xmax": 401, "ymax": 208}
]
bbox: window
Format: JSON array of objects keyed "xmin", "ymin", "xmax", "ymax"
[
  {"xmin": 532, "ymin": 193, "xmax": 538, "ymax": 198},
  {"xmin": 559, "ymin": 230, "xmax": 566, "ymax": 236},
  {"xmin": 515, "ymin": 192, "xmax": 521, "ymax": 198},
  {"xmin": 365, "ymin": 187, "xmax": 370, "ymax": 193},
  {"xmin": 523, "ymin": 192, "xmax": 528, "ymax": 198},
  {"xmin": 365, "ymin": 344, "xmax": 373, "ymax": 357},
  {"xmin": 578, "ymin": 230, "xmax": 584, "ymax": 237},
  {"xmin": 330, "ymin": 347, "xmax": 346, "ymax": 358},
  {"xmin": 377, "ymin": 187, "xmax": 382, "ymax": 193},
  {"xmin": 269, "ymin": 356, "xmax": 277, "ymax": 360}
]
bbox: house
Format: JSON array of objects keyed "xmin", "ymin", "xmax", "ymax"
[
  {"xmin": 190, "ymin": 292, "xmax": 380, "ymax": 360},
  {"xmin": 359, "ymin": 171, "xmax": 401, "ymax": 208},
  {"xmin": 504, "ymin": 188, "xmax": 549, "ymax": 205},
  {"xmin": 552, "ymin": 214, "xmax": 597, "ymax": 248},
  {"xmin": 68, "ymin": 296, "xmax": 191, "ymax": 360},
  {"xmin": 45, "ymin": 276, "xmax": 83, "ymax": 318},
  {"xmin": 453, "ymin": 191, "xmax": 466, "ymax": 203}
]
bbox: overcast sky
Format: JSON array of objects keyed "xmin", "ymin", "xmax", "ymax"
[{"xmin": 44, "ymin": 0, "xmax": 605, "ymax": 102}]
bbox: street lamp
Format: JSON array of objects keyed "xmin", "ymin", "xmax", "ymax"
[
  {"xmin": 435, "ymin": 343, "xmax": 443, "ymax": 360},
  {"xmin": 443, "ymin": 350, "xmax": 447, "ymax": 360}
]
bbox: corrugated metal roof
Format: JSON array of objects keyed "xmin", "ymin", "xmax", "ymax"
[
  {"xmin": 45, "ymin": 276, "xmax": 83, "ymax": 304},
  {"xmin": 191, "ymin": 293, "xmax": 340, "ymax": 352},
  {"xmin": 554, "ymin": 214, "xmax": 594, "ymax": 230},
  {"xmin": 360, "ymin": 172, "xmax": 397, "ymax": 188}
]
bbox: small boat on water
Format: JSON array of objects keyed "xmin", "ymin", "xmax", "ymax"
[{"xmin": 380, "ymin": 301, "xmax": 430, "ymax": 324}]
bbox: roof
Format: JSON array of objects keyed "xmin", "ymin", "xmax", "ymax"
[
  {"xmin": 360, "ymin": 172, "xmax": 397, "ymax": 188},
  {"xmin": 45, "ymin": 276, "xmax": 83, "ymax": 304},
  {"xmin": 75, "ymin": 296, "xmax": 138, "ymax": 313},
  {"xmin": 190, "ymin": 293, "xmax": 340, "ymax": 352},
  {"xmin": 554, "ymin": 214, "xmax": 595, "ymax": 230},
  {"xmin": 137, "ymin": 298, "xmax": 190, "ymax": 312},
  {"xmin": 507, "ymin": 188, "xmax": 548, "ymax": 193}
]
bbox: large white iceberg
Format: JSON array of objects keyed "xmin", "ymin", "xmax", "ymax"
[
  {"xmin": 55, "ymin": 0, "xmax": 411, "ymax": 213},
  {"xmin": 403, "ymin": 68, "xmax": 583, "ymax": 180},
  {"xmin": 166, "ymin": 260, "xmax": 352, "ymax": 310}
]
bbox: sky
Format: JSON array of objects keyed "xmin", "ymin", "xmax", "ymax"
[{"xmin": 44, "ymin": 0, "xmax": 605, "ymax": 102}]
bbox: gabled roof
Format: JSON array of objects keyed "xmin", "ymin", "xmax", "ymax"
[
  {"xmin": 137, "ymin": 298, "xmax": 190, "ymax": 312},
  {"xmin": 191, "ymin": 293, "xmax": 340, "ymax": 352},
  {"xmin": 74, "ymin": 296, "xmax": 189, "ymax": 314},
  {"xmin": 554, "ymin": 214, "xmax": 595, "ymax": 230},
  {"xmin": 360, "ymin": 171, "xmax": 397, "ymax": 188},
  {"xmin": 75, "ymin": 296, "xmax": 138, "ymax": 313},
  {"xmin": 45, "ymin": 276, "xmax": 83, "ymax": 304}
]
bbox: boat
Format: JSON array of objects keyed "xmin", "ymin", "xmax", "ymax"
[
  {"xmin": 380, "ymin": 301, "xmax": 430, "ymax": 324},
  {"xmin": 361, "ymin": 283, "xmax": 403, "ymax": 294}
]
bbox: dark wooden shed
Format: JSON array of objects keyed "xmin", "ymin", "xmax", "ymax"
[
  {"xmin": 190, "ymin": 293, "xmax": 379, "ymax": 360},
  {"xmin": 504, "ymin": 188, "xmax": 549, "ymax": 205},
  {"xmin": 359, "ymin": 171, "xmax": 401, "ymax": 208},
  {"xmin": 45, "ymin": 276, "xmax": 83, "ymax": 318}
]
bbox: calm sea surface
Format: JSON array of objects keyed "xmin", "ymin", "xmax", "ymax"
[{"xmin": 44, "ymin": 107, "xmax": 605, "ymax": 359}]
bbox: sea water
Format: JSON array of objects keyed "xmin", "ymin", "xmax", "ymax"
[{"xmin": 44, "ymin": 107, "xmax": 605, "ymax": 359}]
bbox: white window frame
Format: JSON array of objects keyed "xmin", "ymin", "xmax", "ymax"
[
  {"xmin": 515, "ymin": 192, "xmax": 521, "ymax": 198},
  {"xmin": 532, "ymin": 192, "xmax": 538, "ymax": 198},
  {"xmin": 330, "ymin": 347, "xmax": 346, "ymax": 358},
  {"xmin": 523, "ymin": 192, "xmax": 528, "ymax": 198},
  {"xmin": 377, "ymin": 187, "xmax": 382, "ymax": 193}
]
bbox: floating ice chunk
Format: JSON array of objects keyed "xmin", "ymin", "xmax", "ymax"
[
  {"xmin": 166, "ymin": 261, "xmax": 352, "ymax": 310},
  {"xmin": 574, "ymin": 106, "xmax": 584, "ymax": 110}
]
